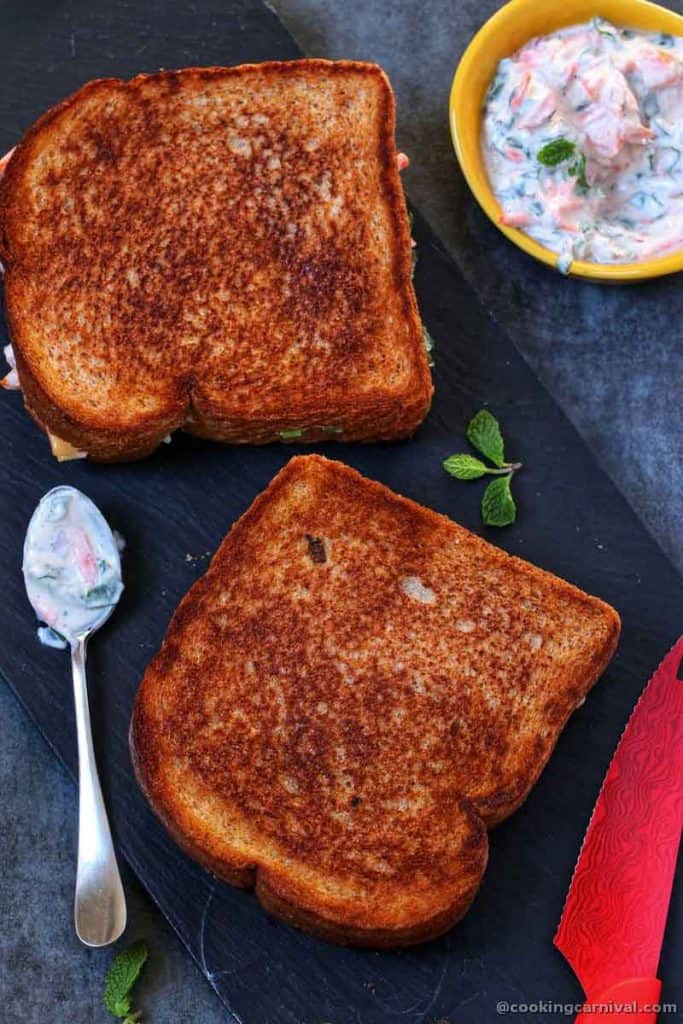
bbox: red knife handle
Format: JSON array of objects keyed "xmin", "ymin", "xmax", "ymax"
[{"xmin": 575, "ymin": 978, "xmax": 662, "ymax": 1023}]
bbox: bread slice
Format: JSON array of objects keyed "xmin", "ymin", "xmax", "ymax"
[
  {"xmin": 0, "ymin": 62, "xmax": 431, "ymax": 461},
  {"xmin": 130, "ymin": 455, "xmax": 620, "ymax": 947}
]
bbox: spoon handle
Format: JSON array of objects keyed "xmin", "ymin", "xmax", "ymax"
[{"xmin": 71, "ymin": 636, "xmax": 127, "ymax": 946}]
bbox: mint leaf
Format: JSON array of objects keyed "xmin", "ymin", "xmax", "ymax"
[
  {"xmin": 540, "ymin": 139, "xmax": 589, "ymax": 189},
  {"xmin": 466, "ymin": 409, "xmax": 505, "ymax": 467},
  {"xmin": 537, "ymin": 138, "xmax": 576, "ymax": 167},
  {"xmin": 482, "ymin": 476, "xmax": 517, "ymax": 527},
  {"xmin": 577, "ymin": 160, "xmax": 589, "ymax": 191},
  {"xmin": 569, "ymin": 152, "xmax": 589, "ymax": 191},
  {"xmin": 104, "ymin": 941, "xmax": 149, "ymax": 1021},
  {"xmin": 443, "ymin": 454, "xmax": 489, "ymax": 480}
]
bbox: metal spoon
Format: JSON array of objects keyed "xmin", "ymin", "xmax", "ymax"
[{"xmin": 22, "ymin": 486, "xmax": 126, "ymax": 947}]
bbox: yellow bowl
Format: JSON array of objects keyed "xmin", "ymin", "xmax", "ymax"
[{"xmin": 449, "ymin": 0, "xmax": 683, "ymax": 281}]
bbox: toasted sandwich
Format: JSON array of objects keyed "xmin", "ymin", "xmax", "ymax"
[
  {"xmin": 0, "ymin": 61, "xmax": 432, "ymax": 461},
  {"xmin": 131, "ymin": 455, "xmax": 620, "ymax": 947}
]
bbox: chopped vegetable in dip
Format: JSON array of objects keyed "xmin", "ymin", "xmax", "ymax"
[
  {"xmin": 482, "ymin": 18, "xmax": 683, "ymax": 268},
  {"xmin": 23, "ymin": 487, "xmax": 123, "ymax": 646}
]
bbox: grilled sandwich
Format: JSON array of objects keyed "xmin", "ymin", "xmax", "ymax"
[
  {"xmin": 131, "ymin": 455, "xmax": 620, "ymax": 947},
  {"xmin": 0, "ymin": 61, "xmax": 431, "ymax": 461}
]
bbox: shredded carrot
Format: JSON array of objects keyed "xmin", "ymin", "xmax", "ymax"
[
  {"xmin": 510, "ymin": 72, "xmax": 530, "ymax": 111},
  {"xmin": 500, "ymin": 210, "xmax": 531, "ymax": 227}
]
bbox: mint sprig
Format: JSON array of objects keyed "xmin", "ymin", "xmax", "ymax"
[
  {"xmin": 104, "ymin": 941, "xmax": 149, "ymax": 1023},
  {"xmin": 443, "ymin": 409, "xmax": 522, "ymax": 527},
  {"xmin": 538, "ymin": 139, "xmax": 589, "ymax": 192},
  {"xmin": 537, "ymin": 138, "xmax": 576, "ymax": 167}
]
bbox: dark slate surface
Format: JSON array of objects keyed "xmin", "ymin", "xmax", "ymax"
[{"xmin": 0, "ymin": 2, "xmax": 681, "ymax": 1023}]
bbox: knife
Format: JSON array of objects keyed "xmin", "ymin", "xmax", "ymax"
[{"xmin": 555, "ymin": 637, "xmax": 683, "ymax": 1024}]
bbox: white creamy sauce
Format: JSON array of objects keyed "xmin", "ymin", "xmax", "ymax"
[
  {"xmin": 23, "ymin": 487, "xmax": 123, "ymax": 646},
  {"xmin": 1, "ymin": 343, "xmax": 19, "ymax": 390},
  {"xmin": 37, "ymin": 625, "xmax": 70, "ymax": 651},
  {"xmin": 112, "ymin": 529, "xmax": 127, "ymax": 553},
  {"xmin": 482, "ymin": 18, "xmax": 683, "ymax": 267}
]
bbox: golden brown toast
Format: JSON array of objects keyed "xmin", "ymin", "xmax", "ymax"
[
  {"xmin": 130, "ymin": 455, "xmax": 620, "ymax": 947},
  {"xmin": 0, "ymin": 62, "xmax": 432, "ymax": 461}
]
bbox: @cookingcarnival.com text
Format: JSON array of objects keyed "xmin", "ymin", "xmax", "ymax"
[{"xmin": 496, "ymin": 1000, "xmax": 678, "ymax": 1015}]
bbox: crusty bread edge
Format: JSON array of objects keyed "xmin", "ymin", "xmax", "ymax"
[
  {"xmin": 0, "ymin": 75, "xmax": 122, "ymax": 264},
  {"xmin": 254, "ymin": 799, "xmax": 488, "ymax": 949},
  {"xmin": 131, "ymin": 718, "xmax": 488, "ymax": 948},
  {"xmin": 0, "ymin": 61, "xmax": 433, "ymax": 460},
  {"xmin": 474, "ymin": 617, "xmax": 619, "ymax": 827},
  {"xmin": 8, "ymin": 339, "xmax": 189, "ymax": 461},
  {"xmin": 129, "ymin": 454, "xmax": 619, "ymax": 946}
]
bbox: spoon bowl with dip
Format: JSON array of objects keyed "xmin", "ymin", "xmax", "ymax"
[{"xmin": 23, "ymin": 486, "xmax": 127, "ymax": 947}]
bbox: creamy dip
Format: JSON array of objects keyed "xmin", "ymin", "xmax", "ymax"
[
  {"xmin": 1, "ymin": 344, "xmax": 19, "ymax": 390},
  {"xmin": 482, "ymin": 18, "xmax": 683, "ymax": 268},
  {"xmin": 23, "ymin": 487, "xmax": 123, "ymax": 647}
]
